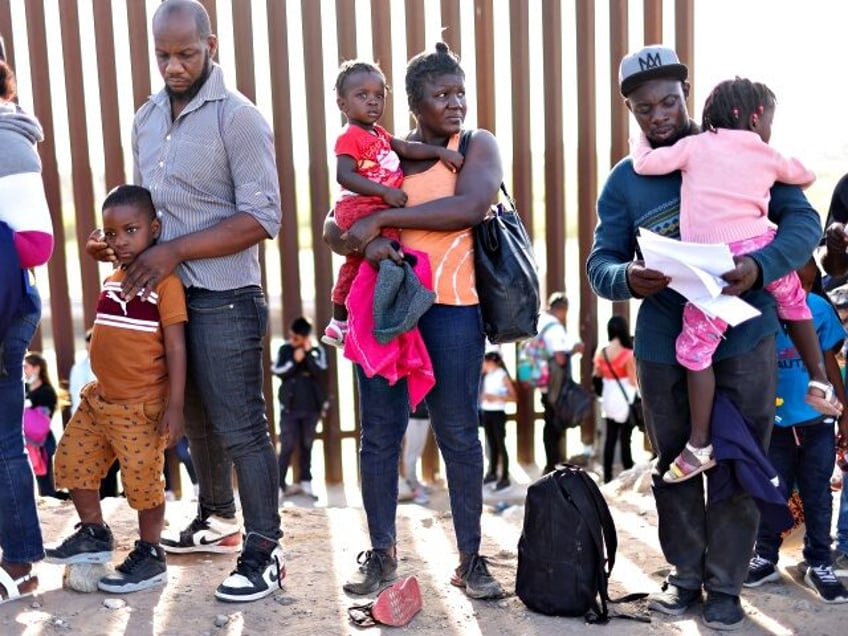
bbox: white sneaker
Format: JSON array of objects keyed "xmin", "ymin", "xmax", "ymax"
[
  {"xmin": 215, "ymin": 536, "xmax": 285, "ymax": 603},
  {"xmin": 160, "ymin": 514, "xmax": 242, "ymax": 554},
  {"xmin": 300, "ymin": 481, "xmax": 317, "ymax": 500},
  {"xmin": 397, "ymin": 478, "xmax": 414, "ymax": 502},
  {"xmin": 164, "ymin": 490, "xmax": 177, "ymax": 502}
]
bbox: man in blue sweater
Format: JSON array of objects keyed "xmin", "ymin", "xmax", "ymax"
[{"xmin": 588, "ymin": 45, "xmax": 821, "ymax": 630}]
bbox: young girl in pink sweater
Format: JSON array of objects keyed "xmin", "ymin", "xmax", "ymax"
[{"xmin": 631, "ymin": 77, "xmax": 839, "ymax": 483}]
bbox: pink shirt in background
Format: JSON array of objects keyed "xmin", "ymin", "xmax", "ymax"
[{"xmin": 631, "ymin": 129, "xmax": 815, "ymax": 245}]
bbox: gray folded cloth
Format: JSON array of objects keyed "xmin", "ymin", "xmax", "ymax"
[{"xmin": 372, "ymin": 258, "xmax": 436, "ymax": 344}]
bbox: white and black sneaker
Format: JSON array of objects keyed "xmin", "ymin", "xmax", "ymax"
[
  {"xmin": 98, "ymin": 541, "xmax": 168, "ymax": 593},
  {"xmin": 45, "ymin": 522, "xmax": 114, "ymax": 564},
  {"xmin": 215, "ymin": 533, "xmax": 285, "ymax": 602},
  {"xmin": 160, "ymin": 514, "xmax": 242, "ymax": 554},
  {"xmin": 804, "ymin": 565, "xmax": 848, "ymax": 603},
  {"xmin": 743, "ymin": 555, "xmax": 781, "ymax": 587}
]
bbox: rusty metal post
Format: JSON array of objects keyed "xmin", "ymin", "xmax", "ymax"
[
  {"xmin": 675, "ymin": 0, "xmax": 695, "ymax": 110},
  {"xmin": 93, "ymin": 0, "xmax": 126, "ymax": 191},
  {"xmin": 125, "ymin": 0, "xmax": 151, "ymax": 111},
  {"xmin": 0, "ymin": 1, "xmax": 14, "ymax": 68},
  {"xmin": 473, "ymin": 0, "xmax": 495, "ymax": 132},
  {"xmin": 542, "ymin": 0, "xmax": 565, "ymax": 296},
  {"xmin": 24, "ymin": 0, "xmax": 74, "ymax": 378},
  {"xmin": 510, "ymin": 0, "xmax": 535, "ymax": 465},
  {"xmin": 370, "ymin": 0, "xmax": 394, "ymax": 134},
  {"xmin": 439, "ymin": 0, "xmax": 461, "ymax": 56},
  {"xmin": 266, "ymin": 0, "xmax": 303, "ymax": 330},
  {"xmin": 609, "ymin": 0, "xmax": 630, "ymax": 322},
  {"xmin": 576, "ymin": 0, "xmax": 599, "ymax": 451},
  {"xmin": 301, "ymin": 0, "xmax": 340, "ymax": 484},
  {"xmin": 643, "ymin": 0, "xmax": 663, "ymax": 44},
  {"xmin": 58, "ymin": 0, "xmax": 100, "ymax": 337}
]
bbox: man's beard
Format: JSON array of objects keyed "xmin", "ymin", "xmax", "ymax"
[{"xmin": 165, "ymin": 51, "xmax": 211, "ymax": 103}]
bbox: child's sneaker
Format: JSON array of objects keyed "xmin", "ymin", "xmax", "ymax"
[
  {"xmin": 300, "ymin": 481, "xmax": 318, "ymax": 500},
  {"xmin": 44, "ymin": 523, "xmax": 114, "ymax": 564},
  {"xmin": 321, "ymin": 320, "xmax": 347, "ymax": 349},
  {"xmin": 97, "ymin": 541, "xmax": 168, "ymax": 593},
  {"xmin": 662, "ymin": 443, "xmax": 716, "ymax": 483},
  {"xmin": 160, "ymin": 514, "xmax": 242, "ymax": 554},
  {"xmin": 215, "ymin": 533, "xmax": 285, "ymax": 602},
  {"xmin": 804, "ymin": 564, "xmax": 848, "ymax": 603},
  {"xmin": 743, "ymin": 555, "xmax": 781, "ymax": 587}
]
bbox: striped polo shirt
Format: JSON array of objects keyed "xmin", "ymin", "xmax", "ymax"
[{"xmin": 132, "ymin": 64, "xmax": 281, "ymax": 291}]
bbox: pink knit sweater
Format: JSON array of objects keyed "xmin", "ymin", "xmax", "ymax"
[{"xmin": 631, "ymin": 130, "xmax": 815, "ymax": 244}]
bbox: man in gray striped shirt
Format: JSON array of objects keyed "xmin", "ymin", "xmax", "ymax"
[{"xmin": 92, "ymin": 0, "xmax": 284, "ymax": 603}]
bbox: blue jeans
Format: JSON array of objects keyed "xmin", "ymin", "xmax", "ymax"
[
  {"xmin": 838, "ymin": 473, "xmax": 848, "ymax": 555},
  {"xmin": 357, "ymin": 304, "xmax": 484, "ymax": 553},
  {"xmin": 183, "ymin": 286, "xmax": 281, "ymax": 541},
  {"xmin": 637, "ymin": 336, "xmax": 776, "ymax": 596},
  {"xmin": 278, "ymin": 410, "xmax": 319, "ymax": 488},
  {"xmin": 756, "ymin": 420, "xmax": 835, "ymax": 567},
  {"xmin": 0, "ymin": 284, "xmax": 44, "ymax": 563}
]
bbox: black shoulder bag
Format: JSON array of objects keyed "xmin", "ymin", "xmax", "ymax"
[{"xmin": 459, "ymin": 130, "xmax": 540, "ymax": 344}]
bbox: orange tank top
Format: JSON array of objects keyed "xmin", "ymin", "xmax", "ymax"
[{"xmin": 401, "ymin": 133, "xmax": 477, "ymax": 306}]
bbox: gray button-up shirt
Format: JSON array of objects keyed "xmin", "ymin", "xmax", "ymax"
[{"xmin": 132, "ymin": 64, "xmax": 281, "ymax": 291}]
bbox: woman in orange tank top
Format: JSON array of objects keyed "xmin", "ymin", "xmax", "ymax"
[{"xmin": 324, "ymin": 42, "xmax": 506, "ymax": 601}]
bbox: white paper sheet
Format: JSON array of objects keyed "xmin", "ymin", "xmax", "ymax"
[{"xmin": 637, "ymin": 229, "xmax": 761, "ymax": 327}]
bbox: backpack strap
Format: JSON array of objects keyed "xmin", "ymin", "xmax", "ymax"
[{"xmin": 603, "ymin": 348, "xmax": 634, "ymax": 405}]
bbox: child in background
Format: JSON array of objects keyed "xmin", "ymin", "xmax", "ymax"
[
  {"xmin": 23, "ymin": 352, "xmax": 59, "ymax": 498},
  {"xmin": 631, "ymin": 77, "xmax": 840, "ymax": 483},
  {"xmin": 322, "ymin": 60, "xmax": 464, "ymax": 348},
  {"xmin": 45, "ymin": 185, "xmax": 187, "ymax": 594},
  {"xmin": 480, "ymin": 351, "xmax": 516, "ymax": 491},
  {"xmin": 402, "ymin": 401, "xmax": 431, "ymax": 505},
  {"xmin": 744, "ymin": 259, "xmax": 848, "ymax": 603}
]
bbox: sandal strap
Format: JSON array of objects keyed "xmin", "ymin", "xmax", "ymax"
[
  {"xmin": 0, "ymin": 568, "xmax": 31, "ymax": 601},
  {"xmin": 684, "ymin": 442, "xmax": 714, "ymax": 462}
]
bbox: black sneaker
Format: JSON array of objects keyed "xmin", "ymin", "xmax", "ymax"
[
  {"xmin": 451, "ymin": 553, "xmax": 504, "ymax": 599},
  {"xmin": 215, "ymin": 533, "xmax": 285, "ymax": 602},
  {"xmin": 702, "ymin": 591, "xmax": 745, "ymax": 631},
  {"xmin": 483, "ymin": 472, "xmax": 498, "ymax": 485},
  {"xmin": 343, "ymin": 549, "xmax": 398, "ymax": 596},
  {"xmin": 160, "ymin": 514, "xmax": 242, "ymax": 554},
  {"xmin": 493, "ymin": 478, "xmax": 511, "ymax": 491},
  {"xmin": 804, "ymin": 565, "xmax": 848, "ymax": 603},
  {"xmin": 44, "ymin": 523, "xmax": 114, "ymax": 565},
  {"xmin": 743, "ymin": 555, "xmax": 781, "ymax": 588},
  {"xmin": 97, "ymin": 541, "xmax": 168, "ymax": 593},
  {"xmin": 647, "ymin": 582, "xmax": 701, "ymax": 616}
]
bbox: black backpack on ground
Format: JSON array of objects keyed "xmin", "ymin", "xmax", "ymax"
[{"xmin": 515, "ymin": 464, "xmax": 647, "ymax": 623}]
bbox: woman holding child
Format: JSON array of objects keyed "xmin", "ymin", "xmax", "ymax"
[{"xmin": 325, "ymin": 43, "xmax": 505, "ymax": 600}]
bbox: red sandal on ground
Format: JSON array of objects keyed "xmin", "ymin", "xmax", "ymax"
[
  {"xmin": 805, "ymin": 380, "xmax": 843, "ymax": 417},
  {"xmin": 662, "ymin": 443, "xmax": 716, "ymax": 484},
  {"xmin": 0, "ymin": 565, "xmax": 37, "ymax": 606}
]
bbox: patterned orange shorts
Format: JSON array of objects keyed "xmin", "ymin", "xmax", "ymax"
[{"xmin": 55, "ymin": 382, "xmax": 167, "ymax": 510}]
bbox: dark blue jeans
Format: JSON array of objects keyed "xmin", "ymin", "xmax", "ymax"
[
  {"xmin": 183, "ymin": 286, "xmax": 281, "ymax": 541},
  {"xmin": 357, "ymin": 304, "xmax": 484, "ymax": 553},
  {"xmin": 755, "ymin": 420, "xmax": 835, "ymax": 567},
  {"xmin": 0, "ymin": 284, "xmax": 44, "ymax": 563},
  {"xmin": 278, "ymin": 410, "xmax": 319, "ymax": 488},
  {"xmin": 638, "ymin": 336, "xmax": 776, "ymax": 596}
]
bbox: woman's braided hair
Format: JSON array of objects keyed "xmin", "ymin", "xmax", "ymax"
[
  {"xmin": 0, "ymin": 59, "xmax": 17, "ymax": 101},
  {"xmin": 405, "ymin": 42, "xmax": 463, "ymax": 111},
  {"xmin": 334, "ymin": 59, "xmax": 385, "ymax": 95},
  {"xmin": 701, "ymin": 77, "xmax": 776, "ymax": 133}
]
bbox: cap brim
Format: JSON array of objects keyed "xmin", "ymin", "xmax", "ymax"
[{"xmin": 621, "ymin": 64, "xmax": 688, "ymax": 96}]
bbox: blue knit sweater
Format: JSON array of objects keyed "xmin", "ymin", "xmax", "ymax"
[{"xmin": 587, "ymin": 156, "xmax": 822, "ymax": 365}]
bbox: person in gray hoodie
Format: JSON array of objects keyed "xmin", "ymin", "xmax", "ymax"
[{"xmin": 0, "ymin": 58, "xmax": 54, "ymax": 606}]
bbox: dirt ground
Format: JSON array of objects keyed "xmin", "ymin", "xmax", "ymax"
[{"xmin": 3, "ymin": 460, "xmax": 846, "ymax": 636}]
